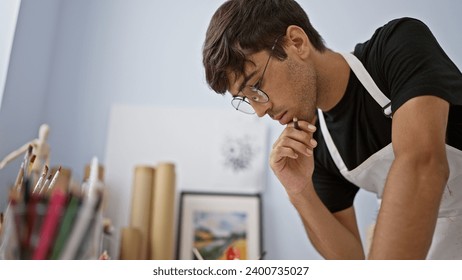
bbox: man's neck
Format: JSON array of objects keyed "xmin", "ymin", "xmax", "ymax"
[{"xmin": 313, "ymin": 50, "xmax": 350, "ymax": 112}]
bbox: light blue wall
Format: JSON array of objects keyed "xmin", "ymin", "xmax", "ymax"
[
  {"xmin": 0, "ymin": 0, "xmax": 60, "ymax": 206},
  {"xmin": 1, "ymin": 0, "xmax": 461, "ymax": 259}
]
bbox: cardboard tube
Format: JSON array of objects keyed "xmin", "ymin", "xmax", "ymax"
[
  {"xmin": 119, "ymin": 227, "xmax": 142, "ymax": 260},
  {"xmin": 129, "ymin": 165, "xmax": 154, "ymax": 259},
  {"xmin": 150, "ymin": 162, "xmax": 176, "ymax": 260}
]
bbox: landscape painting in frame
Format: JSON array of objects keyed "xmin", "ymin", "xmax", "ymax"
[{"xmin": 177, "ymin": 192, "xmax": 261, "ymax": 260}]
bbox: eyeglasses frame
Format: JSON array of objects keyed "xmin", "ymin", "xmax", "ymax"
[{"xmin": 231, "ymin": 36, "xmax": 281, "ymax": 114}]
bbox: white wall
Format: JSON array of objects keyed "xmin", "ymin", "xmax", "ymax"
[
  {"xmin": 1, "ymin": 0, "xmax": 461, "ymax": 260},
  {"xmin": 0, "ymin": 0, "xmax": 21, "ymax": 109}
]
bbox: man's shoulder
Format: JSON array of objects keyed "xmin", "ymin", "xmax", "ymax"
[
  {"xmin": 383, "ymin": 17, "xmax": 426, "ymax": 28},
  {"xmin": 380, "ymin": 17, "xmax": 430, "ymax": 36},
  {"xmin": 370, "ymin": 17, "xmax": 428, "ymax": 42},
  {"xmin": 355, "ymin": 17, "xmax": 431, "ymax": 59}
]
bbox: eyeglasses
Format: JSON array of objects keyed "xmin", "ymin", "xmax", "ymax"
[{"xmin": 231, "ymin": 37, "xmax": 280, "ymax": 114}]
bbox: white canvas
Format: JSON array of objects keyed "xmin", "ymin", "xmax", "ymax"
[{"xmin": 103, "ymin": 104, "xmax": 268, "ymax": 258}]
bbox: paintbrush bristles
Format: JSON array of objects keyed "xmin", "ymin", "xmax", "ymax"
[
  {"xmin": 14, "ymin": 162, "xmax": 25, "ymax": 188},
  {"xmin": 27, "ymin": 154, "xmax": 36, "ymax": 175},
  {"xmin": 32, "ymin": 165, "xmax": 49, "ymax": 194},
  {"xmin": 38, "ymin": 174, "xmax": 53, "ymax": 196},
  {"xmin": 47, "ymin": 166, "xmax": 63, "ymax": 192}
]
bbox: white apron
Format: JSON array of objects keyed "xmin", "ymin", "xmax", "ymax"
[{"xmin": 317, "ymin": 52, "xmax": 462, "ymax": 259}]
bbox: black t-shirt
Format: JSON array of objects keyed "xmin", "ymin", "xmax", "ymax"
[{"xmin": 312, "ymin": 17, "xmax": 462, "ymax": 213}]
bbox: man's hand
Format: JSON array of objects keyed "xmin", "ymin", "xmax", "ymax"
[{"xmin": 269, "ymin": 118, "xmax": 318, "ymax": 196}]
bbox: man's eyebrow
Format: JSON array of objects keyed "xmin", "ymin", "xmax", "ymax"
[{"xmin": 237, "ymin": 71, "xmax": 257, "ymax": 94}]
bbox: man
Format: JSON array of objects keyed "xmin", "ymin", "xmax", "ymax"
[{"xmin": 202, "ymin": 0, "xmax": 462, "ymax": 259}]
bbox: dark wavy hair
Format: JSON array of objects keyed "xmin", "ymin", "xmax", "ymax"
[{"xmin": 203, "ymin": 0, "xmax": 326, "ymax": 94}]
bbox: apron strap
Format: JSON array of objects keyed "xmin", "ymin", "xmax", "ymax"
[
  {"xmin": 317, "ymin": 109, "xmax": 350, "ymax": 176},
  {"xmin": 340, "ymin": 53, "xmax": 392, "ymax": 118},
  {"xmin": 318, "ymin": 52, "xmax": 393, "ymax": 176}
]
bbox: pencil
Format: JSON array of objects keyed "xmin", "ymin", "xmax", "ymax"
[
  {"xmin": 293, "ymin": 117, "xmax": 300, "ymax": 130},
  {"xmin": 49, "ymin": 192, "xmax": 81, "ymax": 259},
  {"xmin": 32, "ymin": 188, "xmax": 67, "ymax": 259},
  {"xmin": 74, "ymin": 189, "xmax": 104, "ymax": 259},
  {"xmin": 23, "ymin": 154, "xmax": 36, "ymax": 204},
  {"xmin": 22, "ymin": 145, "xmax": 33, "ymax": 177},
  {"xmin": 192, "ymin": 247, "xmax": 204, "ymax": 260},
  {"xmin": 59, "ymin": 189, "xmax": 103, "ymax": 259}
]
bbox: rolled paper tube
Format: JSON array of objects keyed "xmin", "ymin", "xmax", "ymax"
[
  {"xmin": 129, "ymin": 165, "xmax": 154, "ymax": 259},
  {"xmin": 150, "ymin": 162, "xmax": 176, "ymax": 260},
  {"xmin": 119, "ymin": 227, "xmax": 142, "ymax": 260}
]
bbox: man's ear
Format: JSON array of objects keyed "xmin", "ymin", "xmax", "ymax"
[{"xmin": 285, "ymin": 25, "xmax": 311, "ymax": 59}]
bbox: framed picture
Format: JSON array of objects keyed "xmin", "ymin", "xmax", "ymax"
[{"xmin": 176, "ymin": 192, "xmax": 262, "ymax": 260}]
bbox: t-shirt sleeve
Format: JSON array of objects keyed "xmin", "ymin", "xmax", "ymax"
[{"xmin": 377, "ymin": 18, "xmax": 462, "ymax": 112}]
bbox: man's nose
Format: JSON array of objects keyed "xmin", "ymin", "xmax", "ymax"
[{"xmin": 253, "ymin": 102, "xmax": 271, "ymax": 118}]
